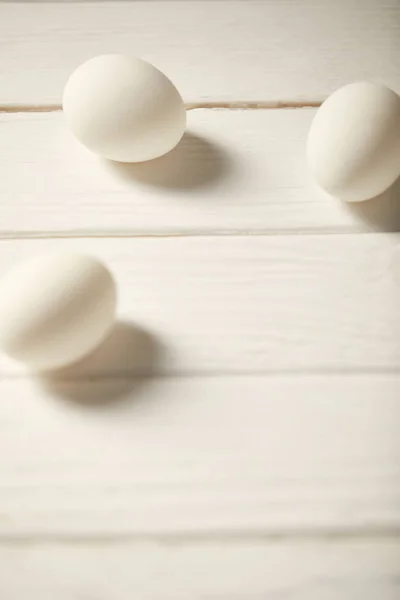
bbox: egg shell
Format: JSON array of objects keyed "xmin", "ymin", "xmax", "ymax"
[
  {"xmin": 0, "ymin": 253, "xmax": 116, "ymax": 371},
  {"xmin": 63, "ymin": 54, "xmax": 186, "ymax": 163},
  {"xmin": 307, "ymin": 82, "xmax": 400, "ymax": 202}
]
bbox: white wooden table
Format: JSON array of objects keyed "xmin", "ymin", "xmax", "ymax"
[{"xmin": 1, "ymin": 1, "xmax": 400, "ymax": 598}]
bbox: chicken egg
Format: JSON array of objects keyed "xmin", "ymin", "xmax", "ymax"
[
  {"xmin": 0, "ymin": 253, "xmax": 116, "ymax": 371},
  {"xmin": 63, "ymin": 54, "xmax": 186, "ymax": 163},
  {"xmin": 307, "ymin": 81, "xmax": 400, "ymax": 202}
]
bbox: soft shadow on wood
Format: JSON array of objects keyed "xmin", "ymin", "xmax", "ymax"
[
  {"xmin": 104, "ymin": 132, "xmax": 231, "ymax": 191},
  {"xmin": 38, "ymin": 321, "xmax": 162, "ymax": 407},
  {"xmin": 344, "ymin": 176, "xmax": 400, "ymax": 232}
]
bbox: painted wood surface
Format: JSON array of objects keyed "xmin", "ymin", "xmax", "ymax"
[
  {"xmin": 1, "ymin": 375, "xmax": 400, "ymax": 537},
  {"xmin": 1, "ymin": 1, "xmax": 399, "ymax": 106},
  {"xmin": 0, "ymin": 235, "xmax": 398, "ymax": 375},
  {"xmin": 1, "ymin": 0, "xmax": 400, "ymax": 597},
  {"xmin": 1, "ymin": 109, "xmax": 399, "ymax": 237},
  {"xmin": 1, "ymin": 540, "xmax": 400, "ymax": 600}
]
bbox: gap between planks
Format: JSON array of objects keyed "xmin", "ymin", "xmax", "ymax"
[
  {"xmin": 1, "ymin": 532, "xmax": 400, "ymax": 546},
  {"xmin": 0, "ymin": 101, "xmax": 323, "ymax": 114},
  {"xmin": 1, "ymin": 367, "xmax": 400, "ymax": 384},
  {"xmin": 0, "ymin": 229, "xmax": 392, "ymax": 241}
]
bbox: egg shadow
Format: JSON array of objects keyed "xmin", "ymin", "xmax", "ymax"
[
  {"xmin": 343, "ymin": 175, "xmax": 400, "ymax": 232},
  {"xmin": 38, "ymin": 321, "xmax": 162, "ymax": 407},
  {"xmin": 104, "ymin": 131, "xmax": 232, "ymax": 192}
]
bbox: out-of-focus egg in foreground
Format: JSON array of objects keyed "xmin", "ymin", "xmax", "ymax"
[{"xmin": 0, "ymin": 253, "xmax": 116, "ymax": 371}]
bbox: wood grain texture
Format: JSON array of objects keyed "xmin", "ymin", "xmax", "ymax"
[
  {"xmin": 1, "ymin": 375, "xmax": 400, "ymax": 537},
  {"xmin": 2, "ymin": 2, "xmax": 400, "ymax": 594},
  {"xmin": 1, "ymin": 540, "xmax": 399, "ymax": 599},
  {"xmin": 0, "ymin": 1, "xmax": 399, "ymax": 106},
  {"xmin": 2, "ymin": 109, "xmax": 400, "ymax": 236},
  {"xmin": 0, "ymin": 235, "xmax": 399, "ymax": 376}
]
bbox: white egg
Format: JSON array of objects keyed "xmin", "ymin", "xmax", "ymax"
[
  {"xmin": 63, "ymin": 54, "xmax": 186, "ymax": 162},
  {"xmin": 307, "ymin": 82, "xmax": 400, "ymax": 202},
  {"xmin": 0, "ymin": 253, "xmax": 116, "ymax": 371}
]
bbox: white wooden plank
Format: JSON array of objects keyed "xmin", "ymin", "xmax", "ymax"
[
  {"xmin": 1, "ymin": 109, "xmax": 399, "ymax": 236},
  {"xmin": 0, "ymin": 375, "xmax": 400, "ymax": 536},
  {"xmin": 0, "ymin": 1, "xmax": 399, "ymax": 105},
  {"xmin": 0, "ymin": 235, "xmax": 398, "ymax": 376},
  {"xmin": 1, "ymin": 540, "xmax": 399, "ymax": 600}
]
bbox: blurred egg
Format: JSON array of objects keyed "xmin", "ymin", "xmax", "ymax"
[
  {"xmin": 63, "ymin": 54, "xmax": 186, "ymax": 162},
  {"xmin": 0, "ymin": 253, "xmax": 116, "ymax": 371},
  {"xmin": 307, "ymin": 82, "xmax": 400, "ymax": 202}
]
